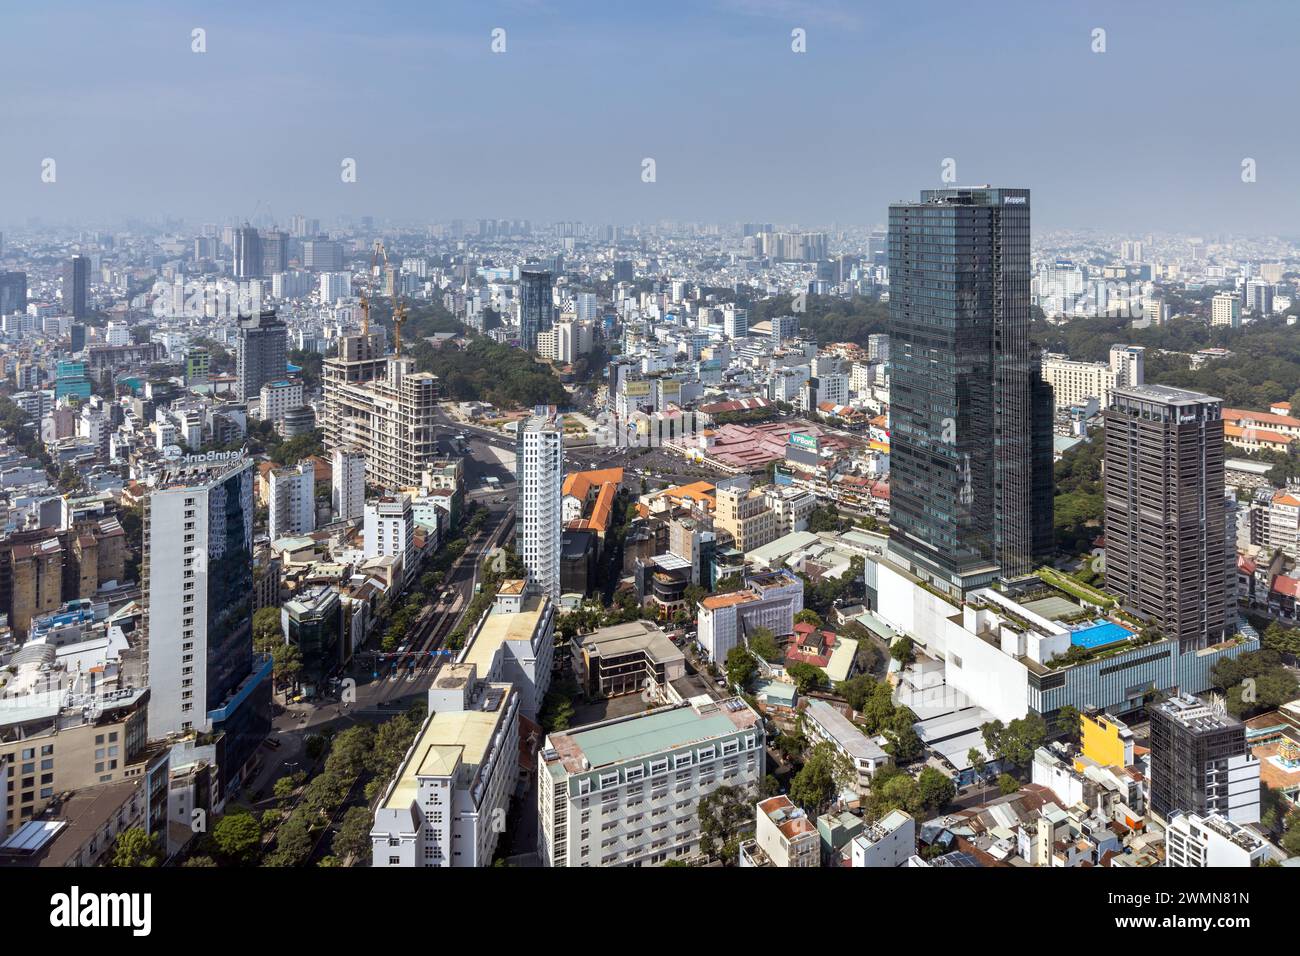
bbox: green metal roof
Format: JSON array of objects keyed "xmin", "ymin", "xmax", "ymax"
[{"xmin": 568, "ymin": 706, "xmax": 739, "ymax": 768}]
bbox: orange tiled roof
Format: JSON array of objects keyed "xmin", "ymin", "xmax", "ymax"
[
  {"xmin": 1225, "ymin": 423, "xmax": 1293, "ymax": 446},
  {"xmin": 562, "ymin": 467, "xmax": 624, "ymax": 500},
  {"xmin": 1224, "ymin": 407, "xmax": 1300, "ymax": 429}
]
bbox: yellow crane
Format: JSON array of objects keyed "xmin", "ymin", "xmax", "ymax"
[
  {"xmin": 393, "ymin": 285, "xmax": 407, "ymax": 356},
  {"xmin": 359, "ymin": 240, "xmax": 387, "ymax": 337}
]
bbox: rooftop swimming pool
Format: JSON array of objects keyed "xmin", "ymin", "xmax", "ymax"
[{"xmin": 1069, "ymin": 619, "xmax": 1134, "ymax": 649}]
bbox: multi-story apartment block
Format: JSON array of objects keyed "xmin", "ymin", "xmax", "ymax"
[
  {"xmin": 267, "ymin": 461, "xmax": 315, "ymax": 541},
  {"xmin": 802, "ymin": 698, "xmax": 891, "ymax": 792},
  {"xmin": 258, "ymin": 379, "xmax": 303, "ymax": 425},
  {"xmin": 1165, "ymin": 812, "xmax": 1276, "ymax": 867},
  {"xmin": 331, "ymin": 448, "xmax": 366, "ymax": 522},
  {"xmin": 363, "ymin": 494, "xmax": 415, "ymax": 581},
  {"xmin": 714, "ymin": 485, "xmax": 777, "ymax": 553},
  {"xmin": 1211, "ymin": 291, "xmax": 1241, "ymax": 328},
  {"xmin": 371, "ymin": 664, "xmax": 519, "ymax": 867},
  {"xmin": 0, "ymin": 688, "xmax": 163, "ymax": 833},
  {"xmin": 764, "ymin": 485, "xmax": 817, "ymax": 536},
  {"xmin": 538, "ymin": 696, "xmax": 765, "ymax": 867},
  {"xmin": 516, "ymin": 406, "xmax": 563, "ymax": 602}
]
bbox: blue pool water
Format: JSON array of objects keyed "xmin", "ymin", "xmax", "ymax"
[{"xmin": 1070, "ymin": 619, "xmax": 1134, "ymax": 649}]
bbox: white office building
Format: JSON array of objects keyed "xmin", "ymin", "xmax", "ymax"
[
  {"xmin": 319, "ymin": 271, "xmax": 352, "ymax": 304},
  {"xmin": 696, "ymin": 570, "xmax": 803, "ymax": 664},
  {"xmin": 538, "ymin": 696, "xmax": 765, "ymax": 867},
  {"xmin": 258, "ymin": 379, "xmax": 304, "ymax": 425},
  {"xmin": 1041, "ymin": 345, "xmax": 1144, "ymax": 410},
  {"xmin": 850, "ymin": 809, "xmax": 916, "ymax": 867},
  {"xmin": 331, "ymin": 449, "xmax": 366, "ymax": 521},
  {"xmin": 142, "ymin": 455, "xmax": 268, "ymax": 740},
  {"xmin": 364, "ymin": 494, "xmax": 415, "ymax": 580},
  {"xmin": 268, "ymin": 461, "xmax": 315, "ymax": 541},
  {"xmin": 1165, "ymin": 812, "xmax": 1276, "ymax": 867},
  {"xmin": 371, "ymin": 664, "xmax": 519, "ymax": 867},
  {"xmin": 457, "ymin": 586, "xmax": 555, "ymax": 722},
  {"xmin": 516, "ymin": 406, "xmax": 563, "ymax": 602}
]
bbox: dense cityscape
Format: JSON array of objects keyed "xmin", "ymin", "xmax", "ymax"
[{"xmin": 1, "ymin": 1, "xmax": 1296, "ymax": 938}]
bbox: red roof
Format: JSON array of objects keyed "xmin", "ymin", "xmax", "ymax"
[{"xmin": 1271, "ymin": 575, "xmax": 1300, "ymax": 598}]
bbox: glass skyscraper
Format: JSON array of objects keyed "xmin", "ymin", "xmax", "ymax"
[
  {"xmin": 886, "ymin": 187, "xmax": 1053, "ymax": 593},
  {"xmin": 519, "ymin": 268, "xmax": 555, "ymax": 353}
]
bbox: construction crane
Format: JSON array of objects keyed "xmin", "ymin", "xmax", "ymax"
[
  {"xmin": 393, "ymin": 291, "xmax": 407, "ymax": 356},
  {"xmin": 359, "ymin": 240, "xmax": 387, "ymax": 336},
  {"xmin": 388, "ymin": 246, "xmax": 406, "ymax": 356}
]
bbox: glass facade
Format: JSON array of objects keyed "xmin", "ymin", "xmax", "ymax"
[
  {"xmin": 519, "ymin": 269, "xmax": 554, "ymax": 352},
  {"xmin": 887, "ymin": 187, "xmax": 1052, "ymax": 589},
  {"xmin": 205, "ymin": 466, "xmax": 255, "ymax": 712}
]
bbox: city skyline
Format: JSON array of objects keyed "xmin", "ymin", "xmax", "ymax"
[{"xmin": 5, "ymin": 1, "xmax": 1300, "ymax": 234}]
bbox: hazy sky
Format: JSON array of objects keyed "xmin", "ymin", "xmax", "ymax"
[{"xmin": 3, "ymin": 0, "xmax": 1298, "ymax": 234}]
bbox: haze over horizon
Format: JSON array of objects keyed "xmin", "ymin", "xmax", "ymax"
[{"xmin": 4, "ymin": 0, "xmax": 1298, "ymax": 235}]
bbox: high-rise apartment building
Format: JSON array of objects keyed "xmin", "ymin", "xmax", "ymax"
[
  {"xmin": 771, "ymin": 314, "xmax": 799, "ymax": 345},
  {"xmin": 303, "ymin": 239, "xmax": 344, "ymax": 272},
  {"xmin": 141, "ymin": 455, "xmax": 272, "ymax": 797},
  {"xmin": 1103, "ymin": 384, "xmax": 1227, "ymax": 652},
  {"xmin": 62, "ymin": 256, "xmax": 88, "ymax": 319},
  {"xmin": 260, "ymin": 230, "xmax": 289, "ymax": 277},
  {"xmin": 1148, "ymin": 694, "xmax": 1260, "ymax": 825},
  {"xmin": 519, "ymin": 268, "xmax": 555, "ymax": 352},
  {"xmin": 235, "ymin": 309, "xmax": 288, "ymax": 402},
  {"xmin": 0, "ymin": 271, "xmax": 27, "ymax": 316},
  {"xmin": 364, "ymin": 494, "xmax": 416, "ymax": 580},
  {"xmin": 331, "ymin": 448, "xmax": 366, "ymax": 521},
  {"xmin": 1211, "ymin": 292, "xmax": 1241, "ymax": 328},
  {"xmin": 516, "ymin": 406, "xmax": 563, "ymax": 602},
  {"xmin": 268, "ymin": 461, "xmax": 316, "ymax": 541},
  {"xmin": 887, "ymin": 187, "xmax": 1054, "ymax": 593},
  {"xmin": 233, "ymin": 225, "xmax": 262, "ymax": 279},
  {"xmin": 319, "ymin": 271, "xmax": 352, "ymax": 303}
]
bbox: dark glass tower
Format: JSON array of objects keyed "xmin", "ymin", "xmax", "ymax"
[
  {"xmin": 519, "ymin": 268, "xmax": 555, "ymax": 352},
  {"xmin": 0, "ymin": 271, "xmax": 27, "ymax": 316},
  {"xmin": 235, "ymin": 308, "xmax": 288, "ymax": 402},
  {"xmin": 887, "ymin": 187, "xmax": 1053, "ymax": 593},
  {"xmin": 63, "ymin": 256, "xmax": 88, "ymax": 319},
  {"xmin": 1103, "ymin": 384, "xmax": 1227, "ymax": 652},
  {"xmin": 233, "ymin": 225, "xmax": 262, "ymax": 279}
]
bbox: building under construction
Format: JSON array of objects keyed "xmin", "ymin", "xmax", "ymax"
[{"xmin": 322, "ymin": 331, "xmax": 441, "ymax": 491}]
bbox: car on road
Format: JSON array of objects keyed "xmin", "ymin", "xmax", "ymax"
[{"xmin": 262, "ymin": 736, "xmax": 282, "ymax": 750}]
